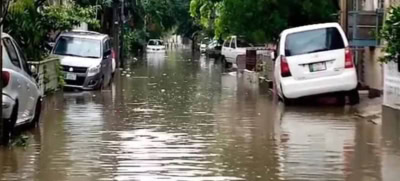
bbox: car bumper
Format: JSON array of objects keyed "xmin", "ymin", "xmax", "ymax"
[
  {"xmin": 64, "ymin": 72, "xmax": 103, "ymax": 90},
  {"xmin": 282, "ymin": 70, "xmax": 358, "ymax": 99},
  {"xmin": 2, "ymin": 94, "xmax": 16, "ymax": 120},
  {"xmin": 146, "ymin": 49, "xmax": 166, "ymax": 53}
]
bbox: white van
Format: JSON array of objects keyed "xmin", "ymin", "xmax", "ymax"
[{"xmin": 274, "ymin": 23, "xmax": 359, "ymax": 105}]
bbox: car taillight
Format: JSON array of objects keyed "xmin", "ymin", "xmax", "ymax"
[
  {"xmin": 281, "ymin": 56, "xmax": 291, "ymax": 77},
  {"xmin": 2, "ymin": 71, "xmax": 10, "ymax": 88},
  {"xmin": 345, "ymin": 48, "xmax": 354, "ymax": 69}
]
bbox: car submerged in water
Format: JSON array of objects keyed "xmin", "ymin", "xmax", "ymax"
[
  {"xmin": 146, "ymin": 39, "xmax": 166, "ymax": 53},
  {"xmin": 51, "ymin": 30, "xmax": 113, "ymax": 90},
  {"xmin": 274, "ymin": 23, "xmax": 359, "ymax": 105}
]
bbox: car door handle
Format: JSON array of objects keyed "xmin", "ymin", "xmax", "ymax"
[{"xmin": 27, "ymin": 84, "xmax": 30, "ymax": 90}]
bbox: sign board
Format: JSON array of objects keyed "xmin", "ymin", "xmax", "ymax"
[{"xmin": 383, "ymin": 61, "xmax": 400, "ymax": 110}]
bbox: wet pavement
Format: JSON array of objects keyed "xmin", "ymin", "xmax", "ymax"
[{"xmin": 0, "ymin": 49, "xmax": 400, "ymax": 181}]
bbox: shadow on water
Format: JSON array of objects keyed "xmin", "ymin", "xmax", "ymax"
[{"xmin": 0, "ymin": 49, "xmax": 399, "ymax": 181}]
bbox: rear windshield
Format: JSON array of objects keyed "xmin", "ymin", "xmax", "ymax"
[
  {"xmin": 284, "ymin": 27, "xmax": 345, "ymax": 57},
  {"xmin": 54, "ymin": 36, "xmax": 101, "ymax": 58}
]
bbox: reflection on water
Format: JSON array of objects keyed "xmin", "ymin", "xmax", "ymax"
[{"xmin": 0, "ymin": 49, "xmax": 399, "ymax": 181}]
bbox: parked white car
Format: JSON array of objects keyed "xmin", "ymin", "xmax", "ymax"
[
  {"xmin": 147, "ymin": 39, "xmax": 166, "ymax": 52},
  {"xmin": 52, "ymin": 30, "xmax": 113, "ymax": 90},
  {"xmin": 221, "ymin": 36, "xmax": 253, "ymax": 67},
  {"xmin": 2, "ymin": 33, "xmax": 43, "ymax": 144},
  {"xmin": 274, "ymin": 23, "xmax": 359, "ymax": 105}
]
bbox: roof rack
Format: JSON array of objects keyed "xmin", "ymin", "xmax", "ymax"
[{"xmin": 66, "ymin": 30, "xmax": 102, "ymax": 36}]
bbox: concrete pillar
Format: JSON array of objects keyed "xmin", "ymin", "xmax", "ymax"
[{"xmin": 363, "ymin": 47, "xmax": 384, "ymax": 97}]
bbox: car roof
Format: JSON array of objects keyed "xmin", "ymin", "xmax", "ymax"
[
  {"xmin": 60, "ymin": 30, "xmax": 108, "ymax": 40},
  {"xmin": 1, "ymin": 33, "xmax": 13, "ymax": 39},
  {"xmin": 149, "ymin": 39, "xmax": 163, "ymax": 41},
  {"xmin": 281, "ymin": 23, "xmax": 342, "ymax": 36}
]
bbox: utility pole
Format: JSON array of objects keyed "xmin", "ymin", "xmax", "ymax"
[
  {"xmin": 0, "ymin": 0, "xmax": 4, "ymax": 144},
  {"xmin": 119, "ymin": 0, "xmax": 124, "ymax": 68},
  {"xmin": 112, "ymin": 0, "xmax": 120, "ymax": 69}
]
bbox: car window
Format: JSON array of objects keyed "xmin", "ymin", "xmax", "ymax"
[
  {"xmin": 54, "ymin": 36, "xmax": 102, "ymax": 58},
  {"xmin": 13, "ymin": 40, "xmax": 32, "ymax": 75},
  {"xmin": 237, "ymin": 39, "xmax": 252, "ymax": 48},
  {"xmin": 148, "ymin": 40, "xmax": 163, "ymax": 46},
  {"xmin": 223, "ymin": 38, "xmax": 231, "ymax": 48},
  {"xmin": 284, "ymin": 27, "xmax": 345, "ymax": 57},
  {"xmin": 3, "ymin": 38, "xmax": 21, "ymax": 68},
  {"xmin": 103, "ymin": 39, "xmax": 109, "ymax": 52},
  {"xmin": 230, "ymin": 38, "xmax": 236, "ymax": 48}
]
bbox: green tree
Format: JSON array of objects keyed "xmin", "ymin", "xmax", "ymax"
[
  {"xmin": 4, "ymin": 0, "xmax": 99, "ymax": 61},
  {"xmin": 191, "ymin": 0, "xmax": 339, "ymax": 43}
]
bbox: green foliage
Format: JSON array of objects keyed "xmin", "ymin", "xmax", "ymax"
[
  {"xmin": 55, "ymin": 60, "xmax": 65, "ymax": 88},
  {"xmin": 379, "ymin": 6, "xmax": 400, "ymax": 63},
  {"xmin": 191, "ymin": 0, "xmax": 339, "ymax": 43},
  {"xmin": 4, "ymin": 0, "xmax": 99, "ymax": 61},
  {"xmin": 123, "ymin": 27, "xmax": 148, "ymax": 56},
  {"xmin": 11, "ymin": 134, "xmax": 29, "ymax": 147}
]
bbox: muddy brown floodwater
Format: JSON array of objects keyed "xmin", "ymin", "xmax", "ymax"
[{"xmin": 0, "ymin": 49, "xmax": 399, "ymax": 181}]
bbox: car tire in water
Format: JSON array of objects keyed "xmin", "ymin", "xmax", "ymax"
[
  {"xmin": 30, "ymin": 100, "xmax": 42, "ymax": 127},
  {"xmin": 336, "ymin": 92, "xmax": 346, "ymax": 106},
  {"xmin": 348, "ymin": 88, "xmax": 360, "ymax": 105},
  {"xmin": 2, "ymin": 103, "xmax": 18, "ymax": 145},
  {"xmin": 96, "ymin": 76, "xmax": 104, "ymax": 90}
]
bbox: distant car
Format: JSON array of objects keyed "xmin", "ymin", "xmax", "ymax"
[
  {"xmin": 274, "ymin": 23, "xmax": 359, "ymax": 105},
  {"xmin": 206, "ymin": 40, "xmax": 222, "ymax": 58},
  {"xmin": 147, "ymin": 39, "xmax": 166, "ymax": 52},
  {"xmin": 2, "ymin": 33, "xmax": 43, "ymax": 144},
  {"xmin": 52, "ymin": 30, "xmax": 113, "ymax": 90},
  {"xmin": 221, "ymin": 36, "xmax": 253, "ymax": 67},
  {"xmin": 199, "ymin": 38, "xmax": 210, "ymax": 53}
]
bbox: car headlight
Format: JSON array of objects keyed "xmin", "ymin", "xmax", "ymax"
[{"xmin": 88, "ymin": 64, "xmax": 101, "ymax": 76}]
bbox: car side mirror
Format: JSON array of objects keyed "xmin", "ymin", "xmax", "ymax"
[
  {"xmin": 30, "ymin": 65, "xmax": 38, "ymax": 77},
  {"xmin": 46, "ymin": 42, "xmax": 55, "ymax": 50},
  {"xmin": 103, "ymin": 50, "xmax": 112, "ymax": 59}
]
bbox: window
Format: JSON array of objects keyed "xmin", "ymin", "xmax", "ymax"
[
  {"xmin": 54, "ymin": 36, "xmax": 102, "ymax": 58},
  {"xmin": 13, "ymin": 40, "xmax": 32, "ymax": 75},
  {"xmin": 148, "ymin": 40, "xmax": 164, "ymax": 46},
  {"xmin": 230, "ymin": 38, "xmax": 236, "ymax": 48},
  {"xmin": 224, "ymin": 38, "xmax": 231, "ymax": 47},
  {"xmin": 284, "ymin": 27, "xmax": 345, "ymax": 57},
  {"xmin": 3, "ymin": 38, "xmax": 21, "ymax": 68},
  {"xmin": 237, "ymin": 39, "xmax": 252, "ymax": 48}
]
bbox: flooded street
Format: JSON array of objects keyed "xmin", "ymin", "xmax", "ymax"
[{"xmin": 0, "ymin": 49, "xmax": 399, "ymax": 181}]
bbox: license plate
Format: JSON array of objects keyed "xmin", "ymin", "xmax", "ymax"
[
  {"xmin": 65, "ymin": 73, "xmax": 77, "ymax": 80},
  {"xmin": 309, "ymin": 62, "xmax": 327, "ymax": 72}
]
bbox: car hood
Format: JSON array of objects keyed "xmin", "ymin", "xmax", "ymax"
[{"xmin": 57, "ymin": 55, "xmax": 102, "ymax": 68}]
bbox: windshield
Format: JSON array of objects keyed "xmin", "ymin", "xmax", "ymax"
[
  {"xmin": 285, "ymin": 27, "xmax": 345, "ymax": 57},
  {"xmin": 54, "ymin": 36, "xmax": 101, "ymax": 58},
  {"xmin": 237, "ymin": 39, "xmax": 252, "ymax": 48},
  {"xmin": 148, "ymin": 40, "xmax": 164, "ymax": 46}
]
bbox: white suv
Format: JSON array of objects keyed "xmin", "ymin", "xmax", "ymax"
[
  {"xmin": 2, "ymin": 33, "xmax": 43, "ymax": 144},
  {"xmin": 274, "ymin": 23, "xmax": 359, "ymax": 104},
  {"xmin": 221, "ymin": 36, "xmax": 253, "ymax": 67}
]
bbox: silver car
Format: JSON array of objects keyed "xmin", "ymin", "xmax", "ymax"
[
  {"xmin": 2, "ymin": 33, "xmax": 43, "ymax": 144},
  {"xmin": 52, "ymin": 31, "xmax": 113, "ymax": 90}
]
